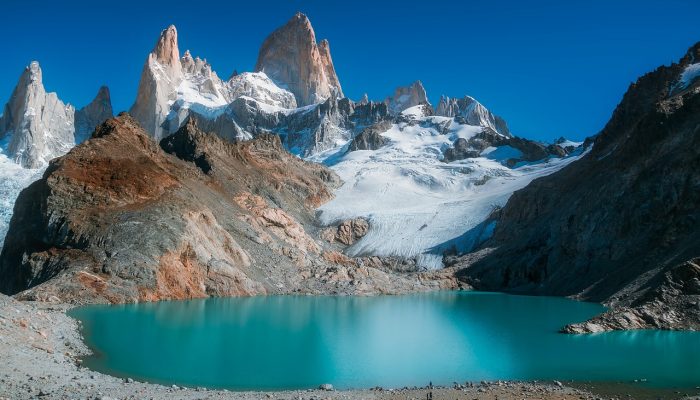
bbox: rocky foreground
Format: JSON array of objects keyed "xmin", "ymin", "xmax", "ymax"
[
  {"xmin": 0, "ymin": 114, "xmax": 458, "ymax": 304},
  {"xmin": 9, "ymin": 292, "xmax": 696, "ymax": 400}
]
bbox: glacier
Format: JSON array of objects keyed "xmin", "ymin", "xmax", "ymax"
[{"xmin": 315, "ymin": 108, "xmax": 586, "ymax": 269}]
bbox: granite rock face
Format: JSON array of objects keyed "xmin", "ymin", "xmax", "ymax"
[
  {"xmin": 456, "ymin": 42, "xmax": 700, "ymax": 332},
  {"xmin": 130, "ymin": 25, "xmax": 184, "ymax": 140},
  {"xmin": 255, "ymin": 12, "xmax": 343, "ymax": 106},
  {"xmin": 0, "ymin": 62, "xmax": 76, "ymax": 168},
  {"xmin": 74, "ymin": 86, "xmax": 113, "ymax": 143},
  {"xmin": 0, "ymin": 62, "xmax": 113, "ymax": 168},
  {"xmin": 384, "ymin": 81, "xmax": 430, "ymax": 115}
]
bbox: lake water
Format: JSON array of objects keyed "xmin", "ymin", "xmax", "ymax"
[{"xmin": 69, "ymin": 291, "xmax": 700, "ymax": 390}]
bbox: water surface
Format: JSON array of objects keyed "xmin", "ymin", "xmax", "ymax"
[{"xmin": 70, "ymin": 292, "xmax": 700, "ymax": 390}]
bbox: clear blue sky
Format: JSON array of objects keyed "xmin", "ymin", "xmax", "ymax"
[{"xmin": 2, "ymin": 0, "xmax": 699, "ymax": 141}]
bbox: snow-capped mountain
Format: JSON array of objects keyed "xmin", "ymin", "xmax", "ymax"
[
  {"xmin": 384, "ymin": 81, "xmax": 430, "ymax": 115},
  {"xmin": 0, "ymin": 61, "xmax": 113, "ymax": 246},
  {"xmin": 435, "ymin": 95, "xmax": 510, "ymax": 136},
  {"xmin": 0, "ymin": 61, "xmax": 109, "ymax": 168},
  {"xmin": 0, "ymin": 13, "xmax": 582, "ymax": 269}
]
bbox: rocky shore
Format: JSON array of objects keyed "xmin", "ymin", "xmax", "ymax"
[{"xmin": 2, "ymin": 293, "xmax": 699, "ymax": 400}]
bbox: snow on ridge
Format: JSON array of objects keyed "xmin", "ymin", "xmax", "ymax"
[
  {"xmin": 317, "ymin": 117, "xmax": 585, "ymax": 270},
  {"xmin": 680, "ymin": 63, "xmax": 700, "ymax": 89}
]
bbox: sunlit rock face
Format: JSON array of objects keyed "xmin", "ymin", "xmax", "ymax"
[{"xmin": 255, "ymin": 12, "xmax": 343, "ymax": 106}]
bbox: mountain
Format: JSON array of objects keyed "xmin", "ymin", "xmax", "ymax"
[
  {"xmin": 0, "ymin": 62, "xmax": 74, "ymax": 168},
  {"xmin": 0, "ymin": 62, "xmax": 113, "ymax": 168},
  {"xmin": 0, "ymin": 13, "xmax": 584, "ymax": 307},
  {"xmin": 255, "ymin": 12, "xmax": 343, "ymax": 106},
  {"xmin": 456, "ymin": 42, "xmax": 700, "ymax": 332},
  {"xmin": 435, "ymin": 95, "xmax": 510, "ymax": 136},
  {"xmin": 384, "ymin": 81, "xmax": 430, "ymax": 115},
  {"xmin": 0, "ymin": 114, "xmax": 455, "ymax": 303},
  {"xmin": 317, "ymin": 104, "xmax": 583, "ymax": 270},
  {"xmin": 75, "ymin": 86, "xmax": 113, "ymax": 144},
  {"xmin": 0, "ymin": 62, "xmax": 113, "ymax": 249}
]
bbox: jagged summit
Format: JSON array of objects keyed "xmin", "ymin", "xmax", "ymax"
[
  {"xmin": 255, "ymin": 12, "xmax": 343, "ymax": 106},
  {"xmin": 153, "ymin": 25, "xmax": 181, "ymax": 72},
  {"xmin": 0, "ymin": 61, "xmax": 76, "ymax": 168},
  {"xmin": 0, "ymin": 62, "xmax": 113, "ymax": 169},
  {"xmin": 436, "ymin": 95, "xmax": 510, "ymax": 136},
  {"xmin": 384, "ymin": 81, "xmax": 430, "ymax": 115},
  {"xmin": 75, "ymin": 86, "xmax": 114, "ymax": 143}
]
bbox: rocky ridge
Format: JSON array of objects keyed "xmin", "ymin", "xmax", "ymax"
[
  {"xmin": 0, "ymin": 114, "xmax": 456, "ymax": 303},
  {"xmin": 456, "ymin": 42, "xmax": 700, "ymax": 332}
]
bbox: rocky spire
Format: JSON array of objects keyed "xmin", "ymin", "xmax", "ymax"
[
  {"xmin": 435, "ymin": 95, "xmax": 510, "ymax": 136},
  {"xmin": 384, "ymin": 81, "xmax": 430, "ymax": 114},
  {"xmin": 75, "ymin": 86, "xmax": 114, "ymax": 143},
  {"xmin": 255, "ymin": 12, "xmax": 343, "ymax": 106},
  {"xmin": 152, "ymin": 25, "xmax": 182, "ymax": 77},
  {"xmin": 130, "ymin": 25, "xmax": 185, "ymax": 140},
  {"xmin": 0, "ymin": 61, "xmax": 76, "ymax": 168}
]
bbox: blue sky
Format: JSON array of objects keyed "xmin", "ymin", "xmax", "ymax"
[{"xmin": 2, "ymin": 0, "xmax": 699, "ymax": 141}]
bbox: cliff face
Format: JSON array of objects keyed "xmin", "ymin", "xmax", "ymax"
[
  {"xmin": 255, "ymin": 12, "xmax": 343, "ymax": 106},
  {"xmin": 384, "ymin": 81, "xmax": 430, "ymax": 115},
  {"xmin": 0, "ymin": 115, "xmax": 454, "ymax": 303},
  {"xmin": 0, "ymin": 62, "xmax": 76, "ymax": 168},
  {"xmin": 129, "ymin": 25, "xmax": 184, "ymax": 140},
  {"xmin": 457, "ymin": 43, "xmax": 700, "ymax": 332}
]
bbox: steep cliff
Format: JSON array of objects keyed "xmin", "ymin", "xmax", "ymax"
[{"xmin": 255, "ymin": 12, "xmax": 343, "ymax": 106}]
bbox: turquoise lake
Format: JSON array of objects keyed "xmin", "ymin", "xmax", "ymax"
[{"xmin": 69, "ymin": 291, "xmax": 700, "ymax": 390}]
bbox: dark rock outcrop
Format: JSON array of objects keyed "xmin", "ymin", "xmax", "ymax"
[
  {"xmin": 442, "ymin": 127, "xmax": 572, "ymax": 165},
  {"xmin": 456, "ymin": 42, "xmax": 700, "ymax": 332},
  {"xmin": 348, "ymin": 121, "xmax": 392, "ymax": 151}
]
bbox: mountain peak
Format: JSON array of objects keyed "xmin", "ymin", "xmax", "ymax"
[
  {"xmin": 255, "ymin": 13, "xmax": 343, "ymax": 106},
  {"xmin": 385, "ymin": 80, "xmax": 430, "ymax": 114},
  {"xmin": 152, "ymin": 24, "xmax": 180, "ymax": 68},
  {"xmin": 24, "ymin": 61, "xmax": 42, "ymax": 84}
]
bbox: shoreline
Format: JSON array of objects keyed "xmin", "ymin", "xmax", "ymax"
[{"xmin": 1, "ymin": 294, "xmax": 699, "ymax": 400}]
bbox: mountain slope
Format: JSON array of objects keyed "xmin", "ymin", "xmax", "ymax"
[
  {"xmin": 0, "ymin": 114, "xmax": 455, "ymax": 303},
  {"xmin": 317, "ymin": 105, "xmax": 584, "ymax": 269},
  {"xmin": 456, "ymin": 43, "xmax": 700, "ymax": 332}
]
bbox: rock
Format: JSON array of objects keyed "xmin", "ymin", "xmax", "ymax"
[
  {"xmin": 74, "ymin": 86, "xmax": 114, "ymax": 144},
  {"xmin": 457, "ymin": 42, "xmax": 700, "ymax": 332},
  {"xmin": 384, "ymin": 81, "xmax": 430, "ymax": 115},
  {"xmin": 255, "ymin": 12, "xmax": 343, "ymax": 106},
  {"xmin": 0, "ymin": 114, "xmax": 339, "ymax": 302},
  {"xmin": 319, "ymin": 383, "xmax": 334, "ymax": 391},
  {"xmin": 435, "ymin": 95, "xmax": 510, "ymax": 136},
  {"xmin": 321, "ymin": 218, "xmax": 369, "ymax": 245},
  {"xmin": 130, "ymin": 25, "xmax": 184, "ymax": 139},
  {"xmin": 348, "ymin": 121, "xmax": 391, "ymax": 151},
  {"xmin": 0, "ymin": 62, "xmax": 75, "ymax": 168},
  {"xmin": 443, "ymin": 138, "xmax": 480, "ymax": 162}
]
